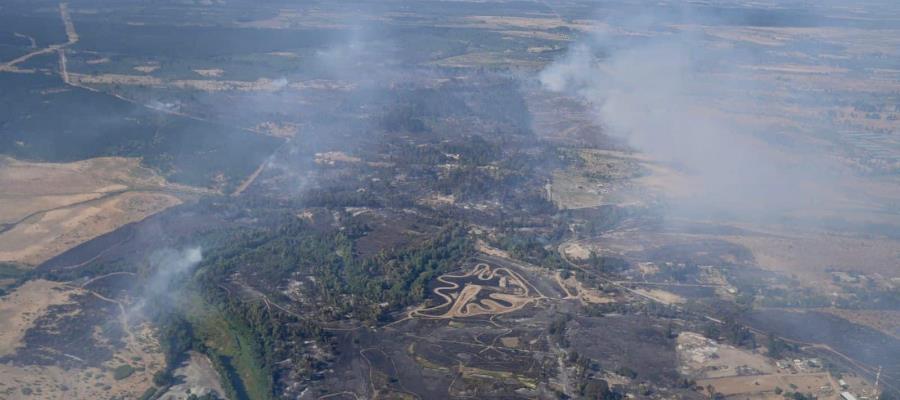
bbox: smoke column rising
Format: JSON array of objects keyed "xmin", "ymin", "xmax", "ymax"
[{"xmin": 128, "ymin": 246, "xmax": 203, "ymax": 319}]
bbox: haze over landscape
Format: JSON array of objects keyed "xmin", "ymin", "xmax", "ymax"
[{"xmin": 0, "ymin": 0, "xmax": 899, "ymax": 399}]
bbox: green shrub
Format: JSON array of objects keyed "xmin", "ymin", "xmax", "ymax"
[{"xmin": 112, "ymin": 364, "xmax": 135, "ymax": 380}]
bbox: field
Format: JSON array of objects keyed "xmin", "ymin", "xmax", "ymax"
[
  {"xmin": 723, "ymin": 231, "xmax": 900, "ymax": 283},
  {"xmin": 0, "ymin": 157, "xmax": 206, "ymax": 267},
  {"xmin": 697, "ymin": 373, "xmax": 838, "ymax": 400},
  {"xmin": 677, "ymin": 330, "xmax": 844, "ymax": 400}
]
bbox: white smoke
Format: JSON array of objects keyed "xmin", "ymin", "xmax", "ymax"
[
  {"xmin": 129, "ymin": 246, "xmax": 203, "ymax": 318},
  {"xmin": 539, "ymin": 24, "xmax": 842, "ymax": 222}
]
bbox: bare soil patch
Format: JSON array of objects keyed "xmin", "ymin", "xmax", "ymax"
[
  {"xmin": 193, "ymin": 68, "xmax": 224, "ymax": 78},
  {"xmin": 724, "ymin": 232, "xmax": 900, "ymax": 282},
  {"xmin": 157, "ymin": 351, "xmax": 226, "ymax": 399},
  {"xmin": 632, "ymin": 288, "xmax": 685, "ymax": 305},
  {"xmin": 133, "ymin": 64, "xmax": 159, "ymax": 73}
]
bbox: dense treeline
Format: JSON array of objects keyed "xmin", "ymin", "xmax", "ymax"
[
  {"xmin": 351, "ymin": 224, "xmax": 471, "ymax": 315},
  {"xmin": 196, "ymin": 215, "xmax": 471, "ymax": 318},
  {"xmin": 145, "ymin": 216, "xmax": 472, "ymax": 398},
  {"xmin": 43, "ymin": 198, "xmax": 474, "ymax": 399}
]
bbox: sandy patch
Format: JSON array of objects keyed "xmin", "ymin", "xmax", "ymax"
[
  {"xmin": 678, "ymin": 331, "xmax": 840, "ymax": 399},
  {"xmin": 193, "ymin": 68, "xmax": 224, "ymax": 78},
  {"xmin": 632, "ymin": 288, "xmax": 685, "ymax": 305},
  {"xmin": 555, "ymin": 271, "xmax": 614, "ymax": 304},
  {"xmin": 500, "ymin": 337, "xmax": 520, "ymax": 348},
  {"xmin": 315, "ymin": 151, "xmax": 361, "ymax": 165},
  {"xmin": 254, "ymin": 121, "xmax": 299, "ymax": 138},
  {"xmin": 85, "ymin": 57, "xmax": 109, "ymax": 65},
  {"xmin": 476, "ymin": 242, "xmax": 511, "ymax": 259},
  {"xmin": 418, "ymin": 193, "xmax": 456, "ymax": 208},
  {"xmin": 133, "ymin": 64, "xmax": 159, "ymax": 73},
  {"xmin": 548, "ymin": 169, "xmax": 604, "ymax": 209},
  {"xmin": 562, "ymin": 242, "xmax": 591, "ymax": 261},
  {"xmin": 70, "ymin": 73, "xmax": 354, "ymax": 93}
]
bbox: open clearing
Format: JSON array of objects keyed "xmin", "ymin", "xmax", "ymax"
[
  {"xmin": 0, "ymin": 157, "xmax": 206, "ymax": 266},
  {"xmin": 697, "ymin": 373, "xmax": 838, "ymax": 400},
  {"xmin": 677, "ymin": 332, "xmax": 775, "ymax": 379},
  {"xmin": 548, "ymin": 149, "xmax": 686, "ymax": 209},
  {"xmin": 678, "ymin": 332, "xmax": 840, "ymax": 400},
  {"xmin": 555, "ymin": 272, "xmax": 615, "ymax": 304},
  {"xmin": 723, "ymin": 231, "xmax": 900, "ymax": 283}
]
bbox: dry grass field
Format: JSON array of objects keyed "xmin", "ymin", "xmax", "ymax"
[
  {"xmin": 723, "ymin": 230, "xmax": 900, "ymax": 283},
  {"xmin": 0, "ymin": 157, "xmax": 206, "ymax": 266}
]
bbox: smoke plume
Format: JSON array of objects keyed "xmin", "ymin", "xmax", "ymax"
[
  {"xmin": 539, "ymin": 14, "xmax": 847, "ymax": 223},
  {"xmin": 129, "ymin": 246, "xmax": 203, "ymax": 319}
]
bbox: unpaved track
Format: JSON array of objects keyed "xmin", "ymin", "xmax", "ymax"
[
  {"xmin": 0, "ymin": 3, "xmax": 77, "ymax": 72},
  {"xmin": 412, "ymin": 262, "xmax": 537, "ymax": 319},
  {"xmin": 65, "ymin": 280, "xmax": 137, "ymax": 351}
]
